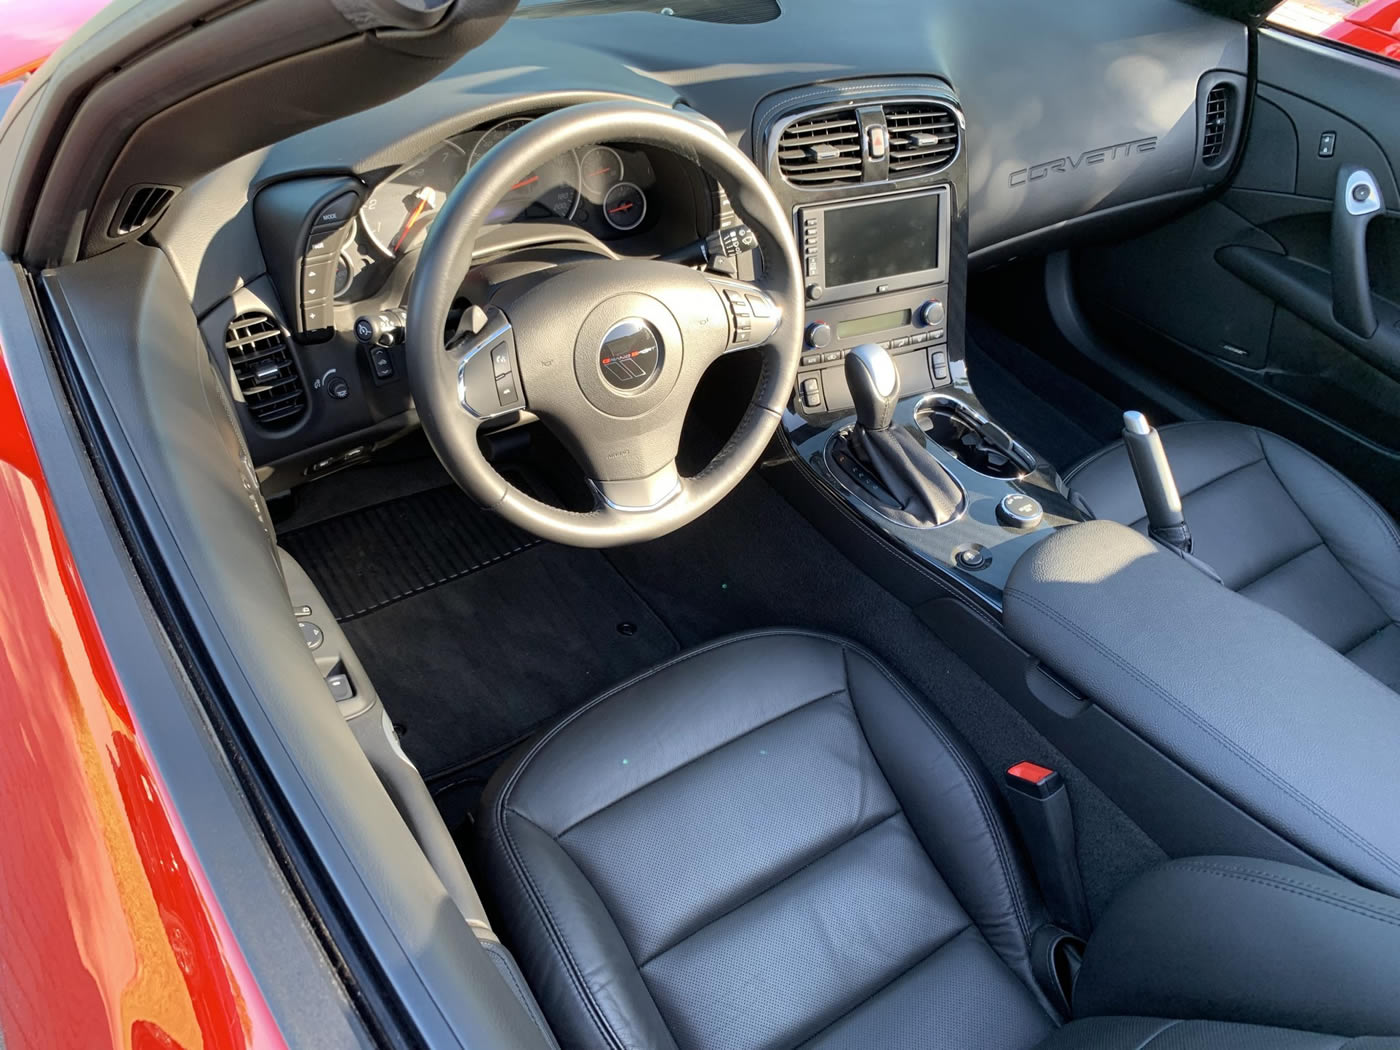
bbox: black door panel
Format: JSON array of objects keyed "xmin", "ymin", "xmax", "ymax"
[{"xmin": 1073, "ymin": 27, "xmax": 1400, "ymax": 513}]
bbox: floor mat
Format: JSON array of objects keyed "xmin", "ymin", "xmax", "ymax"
[
  {"xmin": 965, "ymin": 318, "xmax": 1124, "ymax": 469},
  {"xmin": 279, "ymin": 484, "xmax": 539, "ymax": 621},
  {"xmin": 341, "ymin": 542, "xmax": 678, "ymax": 781}
]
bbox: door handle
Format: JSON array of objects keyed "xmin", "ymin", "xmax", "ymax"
[{"xmin": 1331, "ymin": 166, "xmax": 1383, "ymax": 339}]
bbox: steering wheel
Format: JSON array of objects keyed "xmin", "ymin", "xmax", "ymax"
[{"xmin": 406, "ymin": 101, "xmax": 802, "ymax": 548}]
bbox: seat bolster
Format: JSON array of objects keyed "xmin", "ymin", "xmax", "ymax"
[
  {"xmin": 480, "ymin": 812, "xmax": 679, "ymax": 1050},
  {"xmin": 843, "ymin": 646, "xmax": 1049, "ymax": 996},
  {"xmin": 1074, "ymin": 857, "xmax": 1400, "ymax": 1038},
  {"xmin": 1257, "ymin": 429, "xmax": 1400, "ymax": 622}
]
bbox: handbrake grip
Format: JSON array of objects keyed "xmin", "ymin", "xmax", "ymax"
[{"xmin": 1121, "ymin": 411, "xmax": 1192, "ymax": 554}]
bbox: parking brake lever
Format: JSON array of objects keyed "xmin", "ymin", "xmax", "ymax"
[
  {"xmin": 1332, "ymin": 166, "xmax": 1383, "ymax": 339},
  {"xmin": 1121, "ymin": 411, "xmax": 1192, "ymax": 554}
]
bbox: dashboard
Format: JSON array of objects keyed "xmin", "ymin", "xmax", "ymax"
[{"xmin": 156, "ymin": 0, "xmax": 1248, "ymax": 493}]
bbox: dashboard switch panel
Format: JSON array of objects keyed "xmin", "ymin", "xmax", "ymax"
[{"xmin": 252, "ymin": 177, "xmax": 363, "ymax": 342}]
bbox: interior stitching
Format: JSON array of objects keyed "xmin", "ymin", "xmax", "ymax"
[
  {"xmin": 635, "ymin": 810, "xmax": 904, "ymax": 968},
  {"xmin": 1004, "ymin": 587, "xmax": 1400, "ymax": 879},
  {"xmin": 790, "ymin": 926, "xmax": 978, "ymax": 1049},
  {"xmin": 1172, "ymin": 861, "xmax": 1400, "ymax": 925},
  {"xmin": 1138, "ymin": 1018, "xmax": 1184, "ymax": 1050},
  {"xmin": 552, "ymin": 686, "xmax": 852, "ymax": 838},
  {"xmin": 844, "ymin": 645, "xmax": 1037, "ymax": 945}
]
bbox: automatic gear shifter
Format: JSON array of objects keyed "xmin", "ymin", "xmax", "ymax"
[{"xmin": 839, "ymin": 344, "xmax": 963, "ymax": 527}]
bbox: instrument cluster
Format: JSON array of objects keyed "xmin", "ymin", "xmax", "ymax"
[{"xmin": 335, "ymin": 115, "xmax": 662, "ymax": 300}]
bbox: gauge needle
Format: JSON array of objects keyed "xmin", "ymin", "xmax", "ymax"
[
  {"xmin": 393, "ymin": 187, "xmax": 439, "ymax": 253},
  {"xmin": 590, "ymin": 167, "xmax": 613, "ymax": 177},
  {"xmin": 511, "ymin": 175, "xmax": 540, "ymax": 190},
  {"xmin": 608, "ymin": 202, "xmax": 635, "ymax": 214}
]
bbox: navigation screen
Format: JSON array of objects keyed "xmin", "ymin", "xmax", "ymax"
[{"xmin": 823, "ymin": 193, "xmax": 941, "ymax": 289}]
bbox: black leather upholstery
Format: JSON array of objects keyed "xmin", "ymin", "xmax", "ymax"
[
  {"xmin": 1003, "ymin": 520, "xmax": 1400, "ymax": 898},
  {"xmin": 475, "ymin": 630, "xmax": 1400, "ymax": 1049},
  {"xmin": 477, "ymin": 630, "xmax": 1055, "ymax": 1050},
  {"xmin": 1073, "ymin": 857, "xmax": 1400, "ymax": 1038},
  {"xmin": 1067, "ymin": 421, "xmax": 1400, "ymax": 690}
]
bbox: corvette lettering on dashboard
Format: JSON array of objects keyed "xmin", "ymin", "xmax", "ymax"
[{"xmin": 1008, "ymin": 136, "xmax": 1158, "ymax": 188}]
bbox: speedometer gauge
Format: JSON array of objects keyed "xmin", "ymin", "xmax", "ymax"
[
  {"xmin": 361, "ymin": 141, "xmax": 469, "ymax": 257},
  {"xmin": 469, "ymin": 118, "xmax": 581, "ymax": 224}
]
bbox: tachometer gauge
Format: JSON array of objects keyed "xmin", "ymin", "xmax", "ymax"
[
  {"xmin": 580, "ymin": 146, "xmax": 624, "ymax": 198},
  {"xmin": 602, "ymin": 181, "xmax": 647, "ymax": 232},
  {"xmin": 469, "ymin": 118, "xmax": 581, "ymax": 224},
  {"xmin": 361, "ymin": 141, "xmax": 469, "ymax": 256}
]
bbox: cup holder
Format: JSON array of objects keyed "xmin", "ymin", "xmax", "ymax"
[{"xmin": 916, "ymin": 396, "xmax": 1035, "ymax": 480}]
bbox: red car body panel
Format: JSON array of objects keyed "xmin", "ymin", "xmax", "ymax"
[
  {"xmin": 0, "ymin": 0, "xmax": 109, "ymax": 84},
  {"xmin": 0, "ymin": 347, "xmax": 285, "ymax": 1050},
  {"xmin": 1324, "ymin": 0, "xmax": 1400, "ymax": 60}
]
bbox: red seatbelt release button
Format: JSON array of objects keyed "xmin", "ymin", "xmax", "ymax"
[{"xmin": 1006, "ymin": 761, "xmax": 1061, "ymax": 799}]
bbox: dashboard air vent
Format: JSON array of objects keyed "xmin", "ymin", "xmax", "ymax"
[
  {"xmin": 111, "ymin": 184, "xmax": 177, "ymax": 236},
  {"xmin": 777, "ymin": 109, "xmax": 863, "ymax": 186},
  {"xmin": 1202, "ymin": 84, "xmax": 1229, "ymax": 163},
  {"xmin": 884, "ymin": 102, "xmax": 960, "ymax": 177},
  {"xmin": 225, "ymin": 312, "xmax": 307, "ymax": 428}
]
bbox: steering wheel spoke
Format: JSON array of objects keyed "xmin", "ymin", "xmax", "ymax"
[
  {"xmin": 450, "ymin": 307, "xmax": 527, "ymax": 420},
  {"xmin": 705, "ymin": 276, "xmax": 783, "ymax": 354},
  {"xmin": 589, "ymin": 460, "xmax": 684, "ymax": 513}
]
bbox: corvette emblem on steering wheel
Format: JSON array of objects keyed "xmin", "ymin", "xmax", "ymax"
[{"xmin": 598, "ymin": 318, "xmax": 662, "ymax": 392}]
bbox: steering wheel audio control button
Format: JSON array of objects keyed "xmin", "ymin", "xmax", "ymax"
[
  {"xmin": 997, "ymin": 492, "xmax": 1043, "ymax": 529},
  {"xmin": 455, "ymin": 309, "xmax": 522, "ymax": 419},
  {"xmin": 712, "ymin": 279, "xmax": 782, "ymax": 352}
]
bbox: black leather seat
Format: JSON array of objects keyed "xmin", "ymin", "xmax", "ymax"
[
  {"xmin": 1067, "ymin": 421, "xmax": 1400, "ymax": 691},
  {"xmin": 476, "ymin": 630, "xmax": 1400, "ymax": 1049}
]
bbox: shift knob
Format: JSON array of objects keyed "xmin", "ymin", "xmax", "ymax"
[{"xmin": 845, "ymin": 343, "xmax": 900, "ymax": 430}]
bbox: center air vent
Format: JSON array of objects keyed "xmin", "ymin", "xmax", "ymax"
[
  {"xmin": 884, "ymin": 102, "xmax": 960, "ymax": 176},
  {"xmin": 225, "ymin": 312, "xmax": 308, "ymax": 428},
  {"xmin": 1201, "ymin": 84, "xmax": 1230, "ymax": 163},
  {"xmin": 776, "ymin": 109, "xmax": 863, "ymax": 186}
]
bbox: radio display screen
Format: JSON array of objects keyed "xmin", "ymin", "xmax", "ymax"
[
  {"xmin": 836, "ymin": 309, "xmax": 911, "ymax": 340},
  {"xmin": 823, "ymin": 193, "xmax": 941, "ymax": 288}
]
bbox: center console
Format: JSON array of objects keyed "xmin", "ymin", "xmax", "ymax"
[{"xmin": 754, "ymin": 78, "xmax": 1087, "ymax": 612}]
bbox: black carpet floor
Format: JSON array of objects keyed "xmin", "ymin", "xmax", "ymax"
[{"xmin": 965, "ymin": 318, "xmax": 1124, "ymax": 469}]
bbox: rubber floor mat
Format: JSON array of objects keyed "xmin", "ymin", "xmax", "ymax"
[{"xmin": 279, "ymin": 484, "xmax": 538, "ymax": 621}]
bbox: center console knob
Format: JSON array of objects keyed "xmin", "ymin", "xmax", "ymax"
[
  {"xmin": 806, "ymin": 321, "xmax": 833, "ymax": 349},
  {"xmin": 919, "ymin": 299, "xmax": 946, "ymax": 327}
]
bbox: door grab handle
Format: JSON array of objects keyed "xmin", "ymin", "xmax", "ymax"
[{"xmin": 1332, "ymin": 166, "xmax": 1383, "ymax": 339}]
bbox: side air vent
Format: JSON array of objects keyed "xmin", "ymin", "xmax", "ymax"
[
  {"xmin": 777, "ymin": 109, "xmax": 863, "ymax": 186},
  {"xmin": 225, "ymin": 312, "xmax": 308, "ymax": 428},
  {"xmin": 110, "ymin": 184, "xmax": 178, "ymax": 236},
  {"xmin": 1201, "ymin": 84, "xmax": 1230, "ymax": 163},
  {"xmin": 885, "ymin": 102, "xmax": 960, "ymax": 177}
]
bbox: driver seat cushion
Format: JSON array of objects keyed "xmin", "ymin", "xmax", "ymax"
[
  {"xmin": 475, "ymin": 629, "xmax": 1058, "ymax": 1050},
  {"xmin": 1066, "ymin": 421, "xmax": 1400, "ymax": 692}
]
